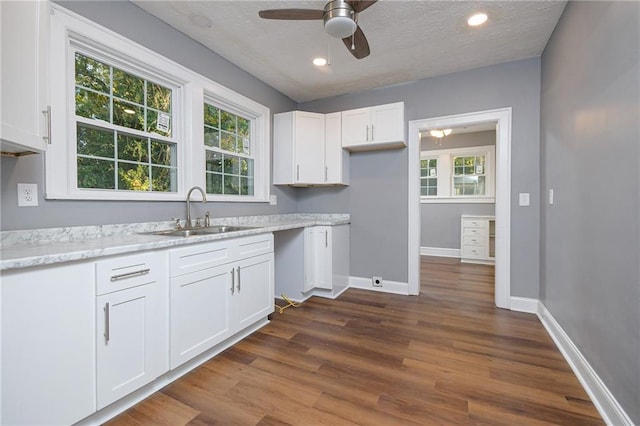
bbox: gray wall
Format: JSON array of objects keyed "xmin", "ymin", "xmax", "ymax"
[
  {"xmin": 540, "ymin": 1, "xmax": 640, "ymax": 422},
  {"xmin": 421, "ymin": 130, "xmax": 496, "ymax": 249},
  {"xmin": 0, "ymin": 1, "xmax": 297, "ymax": 231},
  {"xmin": 298, "ymin": 59, "xmax": 541, "ymax": 297}
]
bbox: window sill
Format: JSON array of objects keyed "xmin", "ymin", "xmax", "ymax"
[{"xmin": 421, "ymin": 197, "xmax": 495, "ymax": 204}]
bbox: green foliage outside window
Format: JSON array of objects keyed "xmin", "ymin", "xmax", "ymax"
[
  {"xmin": 74, "ymin": 53, "xmax": 177, "ymax": 192},
  {"xmin": 204, "ymin": 103, "xmax": 253, "ymax": 196},
  {"xmin": 420, "ymin": 158, "xmax": 437, "ymax": 196},
  {"xmin": 453, "ymin": 155, "xmax": 486, "ymax": 196}
]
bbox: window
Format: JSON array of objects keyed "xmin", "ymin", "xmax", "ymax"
[
  {"xmin": 74, "ymin": 53, "xmax": 177, "ymax": 192},
  {"xmin": 46, "ymin": 4, "xmax": 271, "ymax": 202},
  {"xmin": 203, "ymin": 102, "xmax": 254, "ymax": 196},
  {"xmin": 420, "ymin": 158, "xmax": 437, "ymax": 196},
  {"xmin": 453, "ymin": 155, "xmax": 485, "ymax": 196},
  {"xmin": 420, "ymin": 145, "xmax": 495, "ymax": 203}
]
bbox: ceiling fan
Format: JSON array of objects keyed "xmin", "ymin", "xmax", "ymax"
[{"xmin": 258, "ymin": 0, "xmax": 378, "ymax": 59}]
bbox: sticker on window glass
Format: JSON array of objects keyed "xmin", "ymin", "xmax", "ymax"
[
  {"xmin": 475, "ymin": 165, "xmax": 484, "ymax": 174},
  {"xmin": 429, "ymin": 169, "xmax": 436, "ymax": 177},
  {"xmin": 157, "ymin": 112, "xmax": 171, "ymax": 133}
]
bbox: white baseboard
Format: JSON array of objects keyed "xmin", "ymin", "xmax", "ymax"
[
  {"xmin": 509, "ymin": 296, "xmax": 539, "ymax": 313},
  {"xmin": 420, "ymin": 246, "xmax": 461, "ymax": 258},
  {"xmin": 537, "ymin": 302, "xmax": 633, "ymax": 426},
  {"xmin": 349, "ymin": 276, "xmax": 409, "ymax": 295}
]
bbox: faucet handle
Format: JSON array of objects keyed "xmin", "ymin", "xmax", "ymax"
[
  {"xmin": 205, "ymin": 211, "xmax": 211, "ymax": 227},
  {"xmin": 171, "ymin": 217, "xmax": 182, "ymax": 229}
]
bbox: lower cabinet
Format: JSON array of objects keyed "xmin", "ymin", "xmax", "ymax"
[
  {"xmin": 460, "ymin": 215, "xmax": 496, "ymax": 264},
  {"xmin": 304, "ymin": 226, "xmax": 332, "ymax": 291},
  {"xmin": 95, "ymin": 252, "xmax": 168, "ymax": 410},
  {"xmin": 169, "ymin": 234, "xmax": 274, "ymax": 369},
  {"xmin": 1, "ymin": 262, "xmax": 96, "ymax": 426}
]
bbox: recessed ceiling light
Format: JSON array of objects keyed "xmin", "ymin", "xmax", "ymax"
[
  {"xmin": 313, "ymin": 57, "xmax": 328, "ymax": 66},
  {"xmin": 468, "ymin": 13, "xmax": 488, "ymax": 27},
  {"xmin": 189, "ymin": 12, "xmax": 212, "ymax": 29}
]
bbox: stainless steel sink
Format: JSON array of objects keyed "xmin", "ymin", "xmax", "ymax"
[{"xmin": 142, "ymin": 225, "xmax": 258, "ymax": 237}]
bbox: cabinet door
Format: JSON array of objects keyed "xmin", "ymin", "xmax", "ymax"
[
  {"xmin": 1, "ymin": 263, "xmax": 95, "ymax": 425},
  {"xmin": 370, "ymin": 102, "xmax": 404, "ymax": 143},
  {"xmin": 0, "ymin": 1, "xmax": 48, "ymax": 153},
  {"xmin": 170, "ymin": 265, "xmax": 233, "ymax": 369},
  {"xmin": 325, "ymin": 112, "xmax": 348, "ymax": 185},
  {"xmin": 303, "ymin": 227, "xmax": 332, "ymax": 291},
  {"xmin": 96, "ymin": 282, "xmax": 167, "ymax": 409},
  {"xmin": 232, "ymin": 253, "xmax": 274, "ymax": 332},
  {"xmin": 341, "ymin": 107, "xmax": 370, "ymax": 147},
  {"xmin": 294, "ymin": 111, "xmax": 325, "ymax": 183}
]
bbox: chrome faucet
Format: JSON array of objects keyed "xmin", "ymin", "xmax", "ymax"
[{"xmin": 185, "ymin": 186, "xmax": 207, "ymax": 228}]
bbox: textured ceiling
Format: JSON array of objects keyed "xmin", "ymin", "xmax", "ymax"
[{"xmin": 133, "ymin": 1, "xmax": 566, "ymax": 103}]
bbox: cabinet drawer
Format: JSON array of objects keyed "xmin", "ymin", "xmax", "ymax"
[
  {"xmin": 170, "ymin": 239, "xmax": 234, "ymax": 277},
  {"xmin": 463, "ymin": 235, "xmax": 484, "ymax": 246},
  {"xmin": 97, "ymin": 252, "xmax": 163, "ymax": 295},
  {"xmin": 463, "ymin": 218, "xmax": 488, "ymax": 229},
  {"xmin": 463, "ymin": 227, "xmax": 487, "ymax": 237},
  {"xmin": 236, "ymin": 233, "xmax": 273, "ymax": 259},
  {"xmin": 462, "ymin": 245, "xmax": 487, "ymax": 258}
]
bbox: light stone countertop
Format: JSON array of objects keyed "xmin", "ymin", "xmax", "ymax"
[{"xmin": 0, "ymin": 214, "xmax": 349, "ymax": 271}]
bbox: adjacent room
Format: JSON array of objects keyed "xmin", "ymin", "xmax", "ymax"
[{"xmin": 1, "ymin": 1, "xmax": 638, "ymax": 425}]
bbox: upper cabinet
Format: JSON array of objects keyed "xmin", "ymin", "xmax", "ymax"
[
  {"xmin": 273, "ymin": 111, "xmax": 349, "ymax": 186},
  {"xmin": 341, "ymin": 102, "xmax": 406, "ymax": 151},
  {"xmin": 0, "ymin": 1, "xmax": 49, "ymax": 154}
]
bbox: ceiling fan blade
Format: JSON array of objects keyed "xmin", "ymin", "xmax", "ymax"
[
  {"xmin": 258, "ymin": 9, "xmax": 324, "ymax": 20},
  {"xmin": 346, "ymin": 1, "xmax": 378, "ymax": 13},
  {"xmin": 342, "ymin": 25, "xmax": 370, "ymax": 59}
]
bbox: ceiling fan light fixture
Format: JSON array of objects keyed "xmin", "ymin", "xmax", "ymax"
[
  {"xmin": 324, "ymin": 0, "xmax": 356, "ymax": 38},
  {"xmin": 430, "ymin": 129, "xmax": 453, "ymax": 138}
]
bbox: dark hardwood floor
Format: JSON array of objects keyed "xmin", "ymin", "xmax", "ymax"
[{"xmin": 106, "ymin": 256, "xmax": 604, "ymax": 425}]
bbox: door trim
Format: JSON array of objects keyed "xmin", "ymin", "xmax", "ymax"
[{"xmin": 407, "ymin": 108, "xmax": 512, "ymax": 309}]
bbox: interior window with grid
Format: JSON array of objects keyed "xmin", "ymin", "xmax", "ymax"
[
  {"xmin": 74, "ymin": 52, "xmax": 177, "ymax": 192},
  {"xmin": 420, "ymin": 158, "xmax": 437, "ymax": 196},
  {"xmin": 204, "ymin": 102, "xmax": 254, "ymax": 196},
  {"xmin": 453, "ymin": 155, "xmax": 486, "ymax": 196}
]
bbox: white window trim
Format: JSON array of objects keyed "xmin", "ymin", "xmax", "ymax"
[
  {"xmin": 420, "ymin": 145, "xmax": 495, "ymax": 204},
  {"xmin": 46, "ymin": 4, "xmax": 270, "ymax": 202}
]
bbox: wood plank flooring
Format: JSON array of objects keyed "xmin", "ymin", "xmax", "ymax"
[{"xmin": 106, "ymin": 256, "xmax": 604, "ymax": 425}]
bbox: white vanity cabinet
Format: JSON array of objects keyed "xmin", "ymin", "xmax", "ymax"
[
  {"xmin": 169, "ymin": 234, "xmax": 274, "ymax": 369},
  {"xmin": 0, "ymin": 0, "xmax": 49, "ymax": 154},
  {"xmin": 341, "ymin": 102, "xmax": 405, "ymax": 151},
  {"xmin": 95, "ymin": 252, "xmax": 168, "ymax": 410},
  {"xmin": 1, "ymin": 262, "xmax": 96, "ymax": 425},
  {"xmin": 460, "ymin": 215, "xmax": 496, "ymax": 264},
  {"xmin": 273, "ymin": 111, "xmax": 349, "ymax": 186}
]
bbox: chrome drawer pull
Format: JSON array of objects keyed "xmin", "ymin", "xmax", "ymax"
[
  {"xmin": 104, "ymin": 303, "xmax": 110, "ymax": 343},
  {"xmin": 110, "ymin": 268, "xmax": 150, "ymax": 282},
  {"xmin": 230, "ymin": 268, "xmax": 235, "ymax": 294},
  {"xmin": 236, "ymin": 266, "xmax": 241, "ymax": 292}
]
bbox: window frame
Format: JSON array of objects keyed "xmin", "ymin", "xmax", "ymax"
[
  {"xmin": 420, "ymin": 145, "xmax": 495, "ymax": 204},
  {"xmin": 46, "ymin": 4, "xmax": 270, "ymax": 202}
]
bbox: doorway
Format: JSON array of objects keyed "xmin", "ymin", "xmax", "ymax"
[{"xmin": 407, "ymin": 108, "xmax": 512, "ymax": 309}]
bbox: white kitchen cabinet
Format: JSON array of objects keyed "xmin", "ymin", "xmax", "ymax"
[
  {"xmin": 95, "ymin": 252, "xmax": 168, "ymax": 410},
  {"xmin": 1, "ymin": 262, "xmax": 96, "ymax": 425},
  {"xmin": 0, "ymin": 0, "xmax": 49, "ymax": 154},
  {"xmin": 275, "ymin": 225, "xmax": 349, "ymax": 302},
  {"xmin": 460, "ymin": 215, "xmax": 496, "ymax": 264},
  {"xmin": 341, "ymin": 102, "xmax": 405, "ymax": 151},
  {"xmin": 304, "ymin": 226, "xmax": 332, "ymax": 291},
  {"xmin": 273, "ymin": 111, "xmax": 349, "ymax": 186},
  {"xmin": 169, "ymin": 234, "xmax": 274, "ymax": 369}
]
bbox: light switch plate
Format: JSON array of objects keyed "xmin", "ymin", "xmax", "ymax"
[
  {"xmin": 18, "ymin": 183, "xmax": 38, "ymax": 207},
  {"xmin": 549, "ymin": 189, "xmax": 554, "ymax": 205},
  {"xmin": 518, "ymin": 192, "xmax": 530, "ymax": 206}
]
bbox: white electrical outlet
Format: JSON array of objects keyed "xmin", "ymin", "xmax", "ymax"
[
  {"xmin": 372, "ymin": 276, "xmax": 383, "ymax": 287},
  {"xmin": 270, "ymin": 195, "xmax": 277, "ymax": 205},
  {"xmin": 17, "ymin": 183, "xmax": 38, "ymax": 207}
]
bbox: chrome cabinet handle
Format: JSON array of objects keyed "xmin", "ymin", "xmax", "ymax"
[
  {"xmin": 236, "ymin": 266, "xmax": 241, "ymax": 292},
  {"xmin": 104, "ymin": 302, "xmax": 110, "ymax": 344},
  {"xmin": 325, "ymin": 166, "xmax": 328, "ymax": 182},
  {"xmin": 325, "ymin": 230, "xmax": 328, "ymax": 247},
  {"xmin": 365, "ymin": 124, "xmax": 369, "ymax": 141},
  {"xmin": 371, "ymin": 124, "xmax": 374, "ymax": 141},
  {"xmin": 110, "ymin": 268, "xmax": 150, "ymax": 281},
  {"xmin": 230, "ymin": 268, "xmax": 235, "ymax": 294},
  {"xmin": 42, "ymin": 106, "xmax": 51, "ymax": 144}
]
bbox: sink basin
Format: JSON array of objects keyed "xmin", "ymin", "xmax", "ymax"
[{"xmin": 142, "ymin": 225, "xmax": 258, "ymax": 238}]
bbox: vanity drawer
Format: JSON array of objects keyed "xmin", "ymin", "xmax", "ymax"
[
  {"xmin": 462, "ymin": 218, "xmax": 488, "ymax": 229},
  {"xmin": 463, "ymin": 235, "xmax": 484, "ymax": 246},
  {"xmin": 462, "ymin": 245, "xmax": 487, "ymax": 259},
  {"xmin": 463, "ymin": 226, "xmax": 487, "ymax": 237}
]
